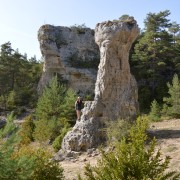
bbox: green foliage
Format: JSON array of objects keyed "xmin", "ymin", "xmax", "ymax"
[
  {"xmin": 34, "ymin": 76, "xmax": 76, "ymax": 147},
  {"xmin": 0, "ymin": 146, "xmax": 35, "ymax": 179},
  {"xmin": 148, "ymin": 99, "xmax": 161, "ymax": 121},
  {"xmin": 0, "ymin": 112, "xmax": 17, "ymax": 138},
  {"xmin": 163, "ymin": 74, "xmax": 180, "ymax": 118},
  {"xmin": 80, "ymin": 117, "xmax": 180, "ymax": 180},
  {"xmin": 130, "ymin": 10, "xmax": 180, "ymax": 112},
  {"xmin": 119, "ymin": 14, "xmax": 131, "ymax": 21},
  {"xmin": 67, "ymin": 51, "xmax": 100, "ymax": 69},
  {"xmin": 60, "ymin": 88, "xmax": 77, "ymax": 125},
  {"xmin": 18, "ymin": 115, "xmax": 35, "ymax": 145},
  {"xmin": 70, "ymin": 23, "xmax": 87, "ymax": 34},
  {"xmin": 6, "ymin": 91, "xmax": 16, "ymax": 110},
  {"xmin": 35, "ymin": 76, "xmax": 66, "ymax": 120},
  {"xmin": 0, "ymin": 42, "xmax": 42, "ymax": 111},
  {"xmin": 52, "ymin": 121, "xmax": 71, "ymax": 152},
  {"xmin": 13, "ymin": 146, "xmax": 64, "ymax": 180},
  {"xmin": 105, "ymin": 119, "xmax": 131, "ymax": 145},
  {"xmin": 0, "ymin": 142, "xmax": 64, "ymax": 180},
  {"xmin": 33, "ymin": 118, "xmax": 55, "ymax": 142}
]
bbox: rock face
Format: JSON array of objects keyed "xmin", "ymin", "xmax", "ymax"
[
  {"xmin": 62, "ymin": 18, "xmax": 140, "ymax": 151},
  {"xmin": 38, "ymin": 25, "xmax": 100, "ymax": 95}
]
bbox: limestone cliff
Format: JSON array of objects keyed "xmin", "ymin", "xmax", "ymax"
[
  {"xmin": 38, "ymin": 25, "xmax": 100, "ymax": 95},
  {"xmin": 62, "ymin": 17, "xmax": 140, "ymax": 151}
]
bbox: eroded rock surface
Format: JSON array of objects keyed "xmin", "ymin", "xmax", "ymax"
[
  {"xmin": 62, "ymin": 18, "xmax": 140, "ymax": 151},
  {"xmin": 38, "ymin": 25, "xmax": 100, "ymax": 95}
]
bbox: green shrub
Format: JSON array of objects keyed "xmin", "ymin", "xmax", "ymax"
[
  {"xmin": 148, "ymin": 99, "xmax": 161, "ymax": 121},
  {"xmin": 6, "ymin": 91, "xmax": 16, "ymax": 110},
  {"xmin": 18, "ymin": 115, "xmax": 35, "ymax": 145},
  {"xmin": 163, "ymin": 74, "xmax": 180, "ymax": 118},
  {"xmin": 52, "ymin": 124, "xmax": 71, "ymax": 152},
  {"xmin": 80, "ymin": 117, "xmax": 180, "ymax": 180},
  {"xmin": 0, "ymin": 146, "xmax": 34, "ymax": 180},
  {"xmin": 34, "ymin": 117, "xmax": 71, "ymax": 146},
  {"xmin": 105, "ymin": 118, "xmax": 131, "ymax": 145},
  {"xmin": 60, "ymin": 88, "xmax": 77, "ymax": 125},
  {"xmin": 0, "ymin": 111, "xmax": 17, "ymax": 138},
  {"xmin": 13, "ymin": 145, "xmax": 64, "ymax": 180},
  {"xmin": 33, "ymin": 118, "xmax": 54, "ymax": 142}
]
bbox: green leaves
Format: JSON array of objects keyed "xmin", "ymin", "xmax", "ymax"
[
  {"xmin": 130, "ymin": 10, "xmax": 180, "ymax": 111},
  {"xmin": 35, "ymin": 76, "xmax": 66, "ymax": 120},
  {"xmin": 163, "ymin": 74, "xmax": 180, "ymax": 118},
  {"xmin": 80, "ymin": 117, "xmax": 179, "ymax": 180},
  {"xmin": 0, "ymin": 42, "xmax": 42, "ymax": 111},
  {"xmin": 34, "ymin": 76, "xmax": 76, "ymax": 149}
]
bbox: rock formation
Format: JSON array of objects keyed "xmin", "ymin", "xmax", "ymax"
[
  {"xmin": 38, "ymin": 25, "xmax": 100, "ymax": 95},
  {"xmin": 62, "ymin": 17, "xmax": 140, "ymax": 151}
]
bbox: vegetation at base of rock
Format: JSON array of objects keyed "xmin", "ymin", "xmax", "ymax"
[
  {"xmin": 79, "ymin": 117, "xmax": 180, "ymax": 180},
  {"xmin": 105, "ymin": 119, "xmax": 131, "ymax": 145},
  {"xmin": 34, "ymin": 76, "xmax": 76, "ymax": 148},
  {"xmin": 52, "ymin": 121, "xmax": 71, "ymax": 152}
]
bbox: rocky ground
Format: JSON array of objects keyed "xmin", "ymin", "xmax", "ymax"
[{"xmin": 60, "ymin": 119, "xmax": 180, "ymax": 180}]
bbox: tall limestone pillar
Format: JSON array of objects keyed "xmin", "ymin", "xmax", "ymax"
[{"xmin": 62, "ymin": 18, "xmax": 140, "ymax": 151}]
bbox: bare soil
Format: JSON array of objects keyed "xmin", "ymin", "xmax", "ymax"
[
  {"xmin": 60, "ymin": 119, "xmax": 180, "ymax": 180},
  {"xmin": 149, "ymin": 119, "xmax": 180, "ymax": 172}
]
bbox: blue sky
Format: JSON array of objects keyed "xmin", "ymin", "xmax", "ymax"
[{"xmin": 0, "ymin": 0, "xmax": 180, "ymax": 60}]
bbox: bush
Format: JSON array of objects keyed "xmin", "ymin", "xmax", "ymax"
[
  {"xmin": 18, "ymin": 115, "xmax": 35, "ymax": 145},
  {"xmin": 148, "ymin": 99, "xmax": 161, "ymax": 121},
  {"xmin": 105, "ymin": 118, "xmax": 131, "ymax": 145},
  {"xmin": 0, "ymin": 111, "xmax": 17, "ymax": 138},
  {"xmin": 52, "ymin": 123, "xmax": 71, "ymax": 152},
  {"xmin": 33, "ymin": 118, "xmax": 54, "ymax": 142},
  {"xmin": 0, "ymin": 146, "xmax": 34, "ymax": 179},
  {"xmin": 80, "ymin": 117, "xmax": 180, "ymax": 180},
  {"xmin": 12, "ymin": 145, "xmax": 64, "ymax": 180}
]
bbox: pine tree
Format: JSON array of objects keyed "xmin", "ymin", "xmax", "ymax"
[
  {"xmin": 163, "ymin": 74, "xmax": 180, "ymax": 118},
  {"xmin": 149, "ymin": 99, "xmax": 161, "ymax": 121},
  {"xmin": 0, "ymin": 42, "xmax": 42, "ymax": 110},
  {"xmin": 130, "ymin": 10, "xmax": 175, "ymax": 111},
  {"xmin": 34, "ymin": 76, "xmax": 71, "ymax": 143},
  {"xmin": 60, "ymin": 88, "xmax": 77, "ymax": 125},
  {"xmin": 35, "ymin": 76, "xmax": 66, "ymax": 120}
]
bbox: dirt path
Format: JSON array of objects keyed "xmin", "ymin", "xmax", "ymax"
[
  {"xmin": 60, "ymin": 119, "xmax": 180, "ymax": 180},
  {"xmin": 60, "ymin": 153, "xmax": 100, "ymax": 180}
]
